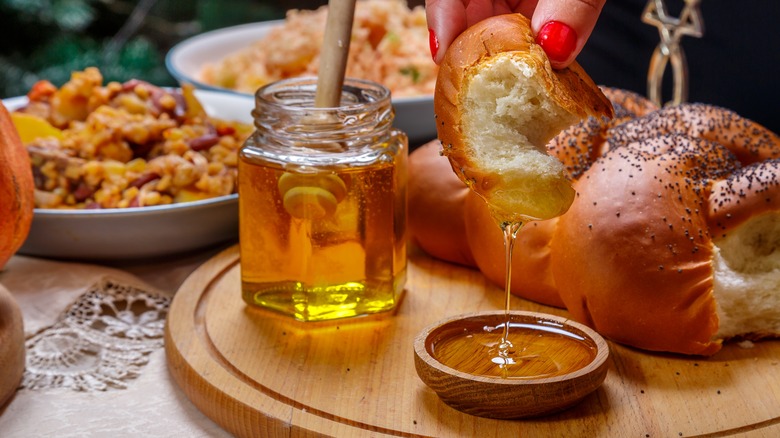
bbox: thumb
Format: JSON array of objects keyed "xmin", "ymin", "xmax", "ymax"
[
  {"xmin": 425, "ymin": 0, "xmax": 468, "ymax": 64},
  {"xmin": 531, "ymin": 0, "xmax": 606, "ymax": 69}
]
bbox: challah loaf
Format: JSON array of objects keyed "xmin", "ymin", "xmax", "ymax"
[{"xmin": 410, "ymin": 87, "xmax": 780, "ymax": 355}]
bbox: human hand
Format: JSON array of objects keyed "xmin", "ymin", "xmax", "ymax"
[{"xmin": 425, "ymin": 0, "xmax": 606, "ymax": 69}]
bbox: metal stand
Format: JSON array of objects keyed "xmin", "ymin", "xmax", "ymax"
[{"xmin": 641, "ymin": 0, "xmax": 704, "ymax": 107}]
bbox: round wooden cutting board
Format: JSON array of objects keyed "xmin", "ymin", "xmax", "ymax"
[{"xmin": 165, "ymin": 245, "xmax": 780, "ymax": 437}]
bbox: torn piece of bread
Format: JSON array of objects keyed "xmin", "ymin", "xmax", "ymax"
[{"xmin": 434, "ymin": 13, "xmax": 613, "ymax": 223}]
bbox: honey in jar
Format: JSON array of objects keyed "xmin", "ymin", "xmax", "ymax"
[{"xmin": 238, "ymin": 77, "xmax": 407, "ymax": 322}]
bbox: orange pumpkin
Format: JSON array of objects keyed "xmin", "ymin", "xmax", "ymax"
[{"xmin": 0, "ymin": 100, "xmax": 34, "ymax": 269}]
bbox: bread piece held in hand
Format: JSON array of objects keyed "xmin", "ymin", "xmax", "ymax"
[{"xmin": 435, "ymin": 13, "xmax": 613, "ymax": 223}]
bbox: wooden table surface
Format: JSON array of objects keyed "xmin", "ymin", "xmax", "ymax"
[
  {"xmin": 0, "ymin": 284, "xmax": 24, "ymax": 410},
  {"xmin": 165, "ymin": 245, "xmax": 780, "ymax": 437}
]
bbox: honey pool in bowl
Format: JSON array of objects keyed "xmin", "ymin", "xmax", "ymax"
[{"xmin": 414, "ymin": 310, "xmax": 609, "ymax": 419}]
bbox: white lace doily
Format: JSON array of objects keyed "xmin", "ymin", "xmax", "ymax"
[
  {"xmin": 0, "ymin": 254, "xmax": 231, "ymax": 437},
  {"xmin": 22, "ymin": 278, "xmax": 170, "ymax": 392}
]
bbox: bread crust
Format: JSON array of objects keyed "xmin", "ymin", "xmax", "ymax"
[
  {"xmin": 553, "ymin": 135, "xmax": 741, "ymax": 355},
  {"xmin": 408, "ymin": 140, "xmax": 476, "ymax": 266},
  {"xmin": 601, "ymin": 88, "xmax": 658, "ymax": 118},
  {"xmin": 709, "ymin": 160, "xmax": 780, "ymax": 237},
  {"xmin": 463, "ymin": 191, "xmax": 565, "ymax": 307},
  {"xmin": 547, "ymin": 87, "xmax": 658, "ymax": 180},
  {"xmin": 608, "ymin": 103, "xmax": 780, "ymax": 165}
]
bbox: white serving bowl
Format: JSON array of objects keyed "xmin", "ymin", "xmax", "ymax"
[
  {"xmin": 7, "ymin": 90, "xmax": 254, "ymax": 261},
  {"xmin": 165, "ymin": 21, "xmax": 437, "ymax": 145}
]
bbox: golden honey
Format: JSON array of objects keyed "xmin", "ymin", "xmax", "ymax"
[
  {"xmin": 238, "ymin": 78, "xmax": 407, "ymax": 322},
  {"xmin": 430, "ymin": 220, "xmax": 596, "ymax": 379},
  {"xmin": 430, "ymin": 318, "xmax": 597, "ymax": 379}
]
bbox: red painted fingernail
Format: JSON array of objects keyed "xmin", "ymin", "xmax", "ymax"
[
  {"xmin": 429, "ymin": 28, "xmax": 439, "ymax": 61},
  {"xmin": 536, "ymin": 21, "xmax": 578, "ymax": 64}
]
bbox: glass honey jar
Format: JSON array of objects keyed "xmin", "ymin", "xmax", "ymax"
[{"xmin": 238, "ymin": 77, "xmax": 408, "ymax": 322}]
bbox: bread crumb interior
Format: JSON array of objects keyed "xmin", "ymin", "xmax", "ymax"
[
  {"xmin": 713, "ymin": 212, "xmax": 780, "ymax": 339},
  {"xmin": 460, "ymin": 53, "xmax": 577, "ymax": 221}
]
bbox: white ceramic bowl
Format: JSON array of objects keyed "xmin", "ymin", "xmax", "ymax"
[
  {"xmin": 166, "ymin": 21, "xmax": 437, "ymax": 145},
  {"xmin": 7, "ymin": 90, "xmax": 254, "ymax": 261}
]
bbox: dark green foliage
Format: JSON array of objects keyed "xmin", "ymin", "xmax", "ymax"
[{"xmin": 0, "ymin": 0, "xmax": 286, "ymax": 98}]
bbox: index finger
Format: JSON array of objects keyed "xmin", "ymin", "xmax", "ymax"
[
  {"xmin": 426, "ymin": 0, "xmax": 469, "ymax": 64},
  {"xmin": 530, "ymin": 0, "xmax": 606, "ymax": 68},
  {"xmin": 425, "ymin": 0, "xmax": 536, "ymax": 64}
]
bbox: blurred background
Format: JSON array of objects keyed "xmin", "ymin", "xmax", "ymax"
[
  {"xmin": 0, "ymin": 0, "xmax": 423, "ymax": 98},
  {"xmin": 5, "ymin": 0, "xmax": 777, "ymax": 133}
]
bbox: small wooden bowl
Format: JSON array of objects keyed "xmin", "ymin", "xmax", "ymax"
[{"xmin": 413, "ymin": 310, "xmax": 609, "ymax": 419}]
